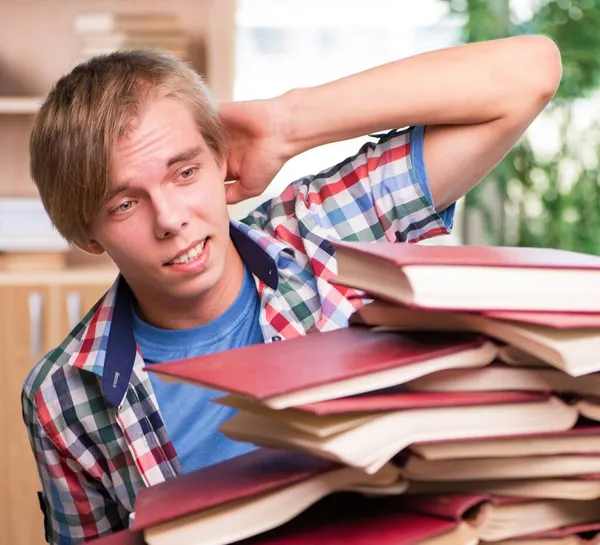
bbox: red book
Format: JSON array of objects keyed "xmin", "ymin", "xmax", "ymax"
[
  {"xmin": 398, "ymin": 493, "xmax": 518, "ymax": 521},
  {"xmin": 293, "ymin": 390, "xmax": 548, "ymax": 415},
  {"xmin": 145, "ymin": 327, "xmax": 494, "ymax": 409},
  {"xmin": 331, "ymin": 241, "xmax": 600, "ymax": 312},
  {"xmin": 133, "ymin": 448, "xmax": 339, "ymax": 532},
  {"xmin": 352, "ymin": 300, "xmax": 600, "ymax": 377},
  {"xmin": 132, "ymin": 448, "xmax": 403, "ymax": 545},
  {"xmin": 482, "ymin": 310, "xmax": 600, "ymax": 330},
  {"xmin": 525, "ymin": 522, "xmax": 600, "ymax": 538},
  {"xmin": 397, "ymin": 494, "xmax": 600, "ymax": 541},
  {"xmin": 240, "ymin": 493, "xmax": 473, "ymax": 545},
  {"xmin": 88, "ymin": 529, "xmax": 145, "ymax": 545}
]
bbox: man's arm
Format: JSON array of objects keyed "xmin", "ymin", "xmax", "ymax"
[
  {"xmin": 224, "ymin": 35, "xmax": 561, "ymax": 209},
  {"xmin": 23, "ymin": 391, "xmax": 128, "ymax": 544},
  {"xmin": 278, "ymin": 35, "xmax": 561, "ymax": 212}
]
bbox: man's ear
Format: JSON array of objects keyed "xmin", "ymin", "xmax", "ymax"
[{"xmin": 76, "ymin": 239, "xmax": 106, "ymax": 255}]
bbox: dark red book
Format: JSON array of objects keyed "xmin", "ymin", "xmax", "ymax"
[
  {"xmin": 331, "ymin": 240, "xmax": 600, "ymax": 312},
  {"xmin": 238, "ymin": 493, "xmax": 473, "ymax": 545},
  {"xmin": 482, "ymin": 310, "xmax": 600, "ymax": 330},
  {"xmin": 88, "ymin": 529, "xmax": 145, "ymax": 545},
  {"xmin": 132, "ymin": 448, "xmax": 403, "ymax": 545},
  {"xmin": 352, "ymin": 300, "xmax": 600, "ymax": 376},
  {"xmin": 133, "ymin": 448, "xmax": 339, "ymax": 532},
  {"xmin": 145, "ymin": 327, "xmax": 493, "ymax": 409}
]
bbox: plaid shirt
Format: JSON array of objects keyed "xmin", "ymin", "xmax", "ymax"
[{"xmin": 22, "ymin": 127, "xmax": 452, "ymax": 544}]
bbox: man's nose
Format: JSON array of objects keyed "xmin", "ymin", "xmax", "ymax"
[{"xmin": 153, "ymin": 193, "xmax": 189, "ymax": 239}]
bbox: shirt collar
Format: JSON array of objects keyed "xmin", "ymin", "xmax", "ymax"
[{"xmin": 70, "ymin": 220, "xmax": 286, "ymax": 407}]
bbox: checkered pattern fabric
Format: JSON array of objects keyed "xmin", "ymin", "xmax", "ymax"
[{"xmin": 22, "ymin": 128, "xmax": 451, "ymax": 544}]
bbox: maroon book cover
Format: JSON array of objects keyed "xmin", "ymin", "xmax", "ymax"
[
  {"xmin": 87, "ymin": 529, "xmax": 145, "ymax": 545},
  {"xmin": 133, "ymin": 448, "xmax": 339, "ymax": 531},
  {"xmin": 398, "ymin": 494, "xmax": 524, "ymax": 522},
  {"xmin": 145, "ymin": 327, "xmax": 485, "ymax": 401},
  {"xmin": 331, "ymin": 241, "xmax": 600, "ymax": 271},
  {"xmin": 241, "ymin": 494, "xmax": 463, "ymax": 545},
  {"xmin": 482, "ymin": 310, "xmax": 600, "ymax": 330}
]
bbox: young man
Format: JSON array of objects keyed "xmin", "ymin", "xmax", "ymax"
[{"xmin": 23, "ymin": 35, "xmax": 561, "ymax": 544}]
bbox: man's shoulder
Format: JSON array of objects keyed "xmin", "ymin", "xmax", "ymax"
[{"xmin": 22, "ymin": 304, "xmax": 102, "ymax": 407}]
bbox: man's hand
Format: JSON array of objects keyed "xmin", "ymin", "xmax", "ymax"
[{"xmin": 219, "ymin": 99, "xmax": 292, "ymax": 204}]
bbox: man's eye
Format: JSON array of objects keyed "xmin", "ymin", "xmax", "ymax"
[
  {"xmin": 118, "ymin": 201, "xmax": 133, "ymax": 212},
  {"xmin": 180, "ymin": 167, "xmax": 196, "ymax": 180}
]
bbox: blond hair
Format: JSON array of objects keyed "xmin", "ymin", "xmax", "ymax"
[{"xmin": 30, "ymin": 49, "xmax": 227, "ymax": 246}]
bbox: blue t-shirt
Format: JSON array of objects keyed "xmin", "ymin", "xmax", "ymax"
[{"xmin": 133, "ymin": 265, "xmax": 263, "ymax": 473}]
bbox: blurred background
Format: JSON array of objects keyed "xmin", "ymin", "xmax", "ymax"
[
  {"xmin": 1, "ymin": 3, "xmax": 600, "ymax": 545},
  {"xmin": 2, "ymin": 0, "xmax": 600, "ymax": 263}
]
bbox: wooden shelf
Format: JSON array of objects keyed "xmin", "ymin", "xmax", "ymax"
[{"xmin": 0, "ymin": 97, "xmax": 43, "ymax": 115}]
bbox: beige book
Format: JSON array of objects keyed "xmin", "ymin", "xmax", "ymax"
[
  {"xmin": 473, "ymin": 499, "xmax": 600, "ymax": 542},
  {"xmin": 402, "ymin": 454, "xmax": 600, "ymax": 481},
  {"xmin": 411, "ymin": 430, "xmax": 600, "ymax": 461},
  {"xmin": 403, "ymin": 365, "xmax": 600, "ymax": 396},
  {"xmin": 220, "ymin": 396, "xmax": 578, "ymax": 474},
  {"xmin": 408, "ymin": 477, "xmax": 600, "ymax": 501}
]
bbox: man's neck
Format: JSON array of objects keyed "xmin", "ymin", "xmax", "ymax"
[{"xmin": 132, "ymin": 240, "xmax": 246, "ymax": 330}]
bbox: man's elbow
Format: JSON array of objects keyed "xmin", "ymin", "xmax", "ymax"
[{"xmin": 522, "ymin": 35, "xmax": 563, "ymax": 107}]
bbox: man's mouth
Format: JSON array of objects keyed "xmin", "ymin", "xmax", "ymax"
[{"xmin": 164, "ymin": 238, "xmax": 208, "ymax": 265}]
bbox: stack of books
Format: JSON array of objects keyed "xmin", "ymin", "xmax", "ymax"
[
  {"xmin": 92, "ymin": 242, "xmax": 600, "ymax": 545},
  {"xmin": 72, "ymin": 12, "xmax": 189, "ymax": 63}
]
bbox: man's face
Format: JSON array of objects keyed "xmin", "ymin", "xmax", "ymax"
[{"xmin": 86, "ymin": 97, "xmax": 235, "ymax": 309}]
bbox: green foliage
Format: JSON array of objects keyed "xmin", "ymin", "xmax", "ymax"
[
  {"xmin": 440, "ymin": 0, "xmax": 600, "ymax": 253},
  {"xmin": 526, "ymin": 0, "xmax": 600, "ymax": 101}
]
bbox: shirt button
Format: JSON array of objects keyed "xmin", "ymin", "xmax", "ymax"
[{"xmin": 271, "ymin": 335, "xmax": 282, "ymax": 342}]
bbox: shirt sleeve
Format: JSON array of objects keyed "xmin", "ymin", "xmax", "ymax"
[
  {"xmin": 22, "ymin": 390, "xmax": 128, "ymax": 545},
  {"xmin": 410, "ymin": 124, "xmax": 455, "ymax": 232},
  {"xmin": 243, "ymin": 126, "xmax": 455, "ymax": 247}
]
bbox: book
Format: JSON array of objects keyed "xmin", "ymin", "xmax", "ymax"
[
  {"xmin": 218, "ymin": 390, "xmax": 565, "ymax": 433},
  {"xmin": 88, "ymin": 529, "xmax": 145, "ymax": 544},
  {"xmin": 78, "ymin": 33, "xmax": 188, "ymax": 50},
  {"xmin": 401, "ymin": 453, "xmax": 600, "ymax": 481},
  {"xmin": 403, "ymin": 363, "xmax": 600, "ymax": 396},
  {"xmin": 132, "ymin": 448, "xmax": 403, "ymax": 545},
  {"xmin": 239, "ymin": 493, "xmax": 479, "ymax": 545},
  {"xmin": 400, "ymin": 494, "xmax": 600, "ymax": 542},
  {"xmin": 73, "ymin": 13, "xmax": 182, "ymax": 35},
  {"xmin": 407, "ymin": 476, "xmax": 600, "ymax": 501},
  {"xmin": 145, "ymin": 327, "xmax": 496, "ymax": 409},
  {"xmin": 410, "ymin": 426, "xmax": 600, "ymax": 461},
  {"xmin": 331, "ymin": 241, "xmax": 600, "ymax": 312},
  {"xmin": 218, "ymin": 394, "xmax": 577, "ymax": 474},
  {"xmin": 352, "ymin": 300, "xmax": 600, "ymax": 376}
]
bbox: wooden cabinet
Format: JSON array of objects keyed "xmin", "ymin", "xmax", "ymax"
[{"xmin": 0, "ymin": 269, "xmax": 117, "ymax": 545}]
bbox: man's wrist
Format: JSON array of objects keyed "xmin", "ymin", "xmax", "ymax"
[{"xmin": 276, "ymin": 88, "xmax": 319, "ymax": 160}]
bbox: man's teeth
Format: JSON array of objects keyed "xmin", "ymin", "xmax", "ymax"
[{"xmin": 169, "ymin": 240, "xmax": 206, "ymax": 264}]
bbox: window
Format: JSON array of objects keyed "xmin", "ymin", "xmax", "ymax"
[{"xmin": 230, "ymin": 0, "xmax": 463, "ymax": 246}]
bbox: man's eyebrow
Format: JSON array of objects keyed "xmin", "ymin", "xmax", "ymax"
[
  {"xmin": 167, "ymin": 146, "xmax": 203, "ymax": 167},
  {"xmin": 103, "ymin": 147, "xmax": 204, "ymax": 204},
  {"xmin": 104, "ymin": 183, "xmax": 130, "ymax": 204}
]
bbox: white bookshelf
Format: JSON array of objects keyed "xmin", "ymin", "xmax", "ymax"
[{"xmin": 0, "ymin": 96, "xmax": 43, "ymax": 115}]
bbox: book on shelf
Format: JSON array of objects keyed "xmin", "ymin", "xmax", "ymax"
[
  {"xmin": 73, "ymin": 12, "xmax": 183, "ymax": 35},
  {"xmin": 72, "ymin": 12, "xmax": 189, "ymax": 62}
]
